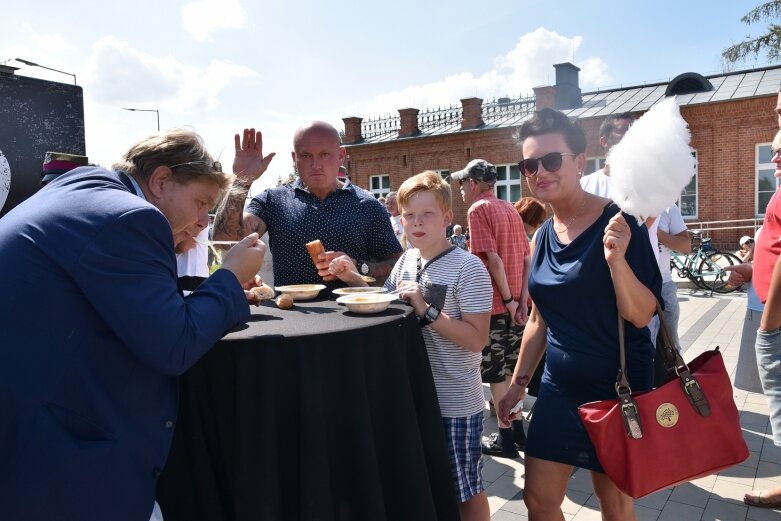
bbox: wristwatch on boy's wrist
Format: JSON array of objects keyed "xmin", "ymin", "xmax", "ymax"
[
  {"xmin": 418, "ymin": 304, "xmax": 441, "ymax": 327},
  {"xmin": 357, "ymin": 261, "xmax": 370, "ymax": 275}
]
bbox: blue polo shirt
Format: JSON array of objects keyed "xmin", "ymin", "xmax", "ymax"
[{"xmin": 247, "ymin": 178, "xmax": 402, "ymax": 288}]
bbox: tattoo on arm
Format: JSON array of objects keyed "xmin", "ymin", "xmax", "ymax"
[
  {"xmin": 513, "ymin": 374, "xmax": 530, "ymax": 388},
  {"xmin": 213, "ymin": 183, "xmax": 251, "ymax": 241},
  {"xmin": 368, "ymin": 253, "xmax": 403, "ymax": 279}
]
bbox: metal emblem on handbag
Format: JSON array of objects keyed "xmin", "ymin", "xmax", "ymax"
[{"xmin": 655, "ymin": 403, "xmax": 679, "ymax": 427}]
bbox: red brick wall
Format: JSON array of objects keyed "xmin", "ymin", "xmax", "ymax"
[{"xmin": 345, "ymin": 95, "xmax": 778, "ymax": 249}]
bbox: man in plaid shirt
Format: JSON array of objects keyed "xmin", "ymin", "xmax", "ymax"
[{"xmin": 454, "ymin": 159, "xmax": 530, "ymax": 459}]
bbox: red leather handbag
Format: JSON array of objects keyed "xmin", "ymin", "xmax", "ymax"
[{"xmin": 577, "ymin": 306, "xmax": 749, "ymax": 498}]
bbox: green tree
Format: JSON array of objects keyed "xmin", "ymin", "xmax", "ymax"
[
  {"xmin": 276, "ymin": 171, "xmax": 298, "ymax": 186},
  {"xmin": 723, "ymin": 1, "xmax": 781, "ymax": 64}
]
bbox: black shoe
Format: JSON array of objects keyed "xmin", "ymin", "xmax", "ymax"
[
  {"xmin": 481, "ymin": 432, "xmax": 519, "ymax": 459},
  {"xmin": 511, "ymin": 421, "xmax": 527, "ymax": 452}
]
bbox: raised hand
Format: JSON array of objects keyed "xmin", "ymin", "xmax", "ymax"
[{"xmin": 232, "ymin": 128, "xmax": 276, "ymax": 185}]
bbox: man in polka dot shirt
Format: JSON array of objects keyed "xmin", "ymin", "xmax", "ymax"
[{"xmin": 214, "ymin": 122, "xmax": 402, "ymax": 289}]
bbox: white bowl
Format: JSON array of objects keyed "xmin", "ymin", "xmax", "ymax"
[
  {"xmin": 332, "ymin": 287, "xmax": 385, "ymax": 296},
  {"xmin": 336, "ymin": 293, "xmax": 398, "ymax": 314},
  {"xmin": 273, "ymin": 284, "xmax": 326, "ymax": 301}
]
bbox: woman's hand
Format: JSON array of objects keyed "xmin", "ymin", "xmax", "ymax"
[
  {"xmin": 603, "ymin": 213, "xmax": 631, "ymax": 266},
  {"xmin": 497, "ymin": 383, "xmax": 526, "ymax": 424}
]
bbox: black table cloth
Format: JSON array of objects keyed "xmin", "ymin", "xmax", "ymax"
[{"xmin": 157, "ymin": 297, "xmax": 460, "ymax": 521}]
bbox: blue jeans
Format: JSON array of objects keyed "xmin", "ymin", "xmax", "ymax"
[
  {"xmin": 756, "ymin": 327, "xmax": 781, "ymax": 446},
  {"xmin": 648, "ymin": 281, "xmax": 681, "ymax": 350}
]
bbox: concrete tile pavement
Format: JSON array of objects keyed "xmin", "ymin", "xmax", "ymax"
[{"xmin": 485, "ymin": 286, "xmax": 781, "ymax": 520}]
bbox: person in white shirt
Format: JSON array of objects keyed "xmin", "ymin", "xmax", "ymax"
[
  {"xmin": 386, "ymin": 191, "xmax": 409, "ymax": 249},
  {"xmin": 647, "ymin": 205, "xmax": 690, "ymax": 350},
  {"xmin": 579, "ymin": 112, "xmax": 633, "ymax": 198},
  {"xmin": 176, "ymin": 226, "xmax": 211, "ymax": 295},
  {"xmin": 582, "ymin": 112, "xmax": 660, "ymax": 265}
]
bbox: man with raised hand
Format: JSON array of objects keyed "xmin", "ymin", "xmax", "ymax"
[{"xmin": 214, "ymin": 123, "xmax": 402, "ymax": 288}]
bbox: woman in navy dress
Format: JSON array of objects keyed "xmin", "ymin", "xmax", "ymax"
[{"xmin": 497, "ymin": 108, "xmax": 661, "ymax": 521}]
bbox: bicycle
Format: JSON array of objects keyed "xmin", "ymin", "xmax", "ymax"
[{"xmin": 669, "ymin": 232, "xmax": 743, "ymax": 293}]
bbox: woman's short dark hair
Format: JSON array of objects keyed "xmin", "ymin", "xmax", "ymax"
[{"xmin": 517, "ymin": 107, "xmax": 587, "ymax": 155}]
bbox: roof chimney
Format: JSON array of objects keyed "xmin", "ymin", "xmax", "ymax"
[
  {"xmin": 342, "ymin": 117, "xmax": 363, "ymax": 144},
  {"xmin": 398, "ymin": 108, "xmax": 420, "ymax": 138},
  {"xmin": 0, "ymin": 64, "xmax": 19, "ymax": 77},
  {"xmin": 460, "ymin": 97, "xmax": 484, "ymax": 130},
  {"xmin": 553, "ymin": 62, "xmax": 581, "ymax": 110}
]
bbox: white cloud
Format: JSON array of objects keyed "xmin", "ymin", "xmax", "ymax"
[
  {"xmin": 578, "ymin": 57, "xmax": 612, "ymax": 86},
  {"xmin": 81, "ymin": 36, "xmax": 256, "ymax": 112},
  {"xmin": 19, "ymin": 22, "xmax": 78, "ymax": 54},
  {"xmin": 353, "ymin": 27, "xmax": 612, "ymax": 118},
  {"xmin": 181, "ymin": 0, "xmax": 246, "ymax": 43},
  {"xmin": 0, "ymin": 23, "xmax": 79, "ymax": 81},
  {"xmin": 78, "ymin": 36, "xmax": 258, "ymax": 172}
]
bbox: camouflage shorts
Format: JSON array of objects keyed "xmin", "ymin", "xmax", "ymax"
[{"xmin": 481, "ymin": 312, "xmax": 524, "ymax": 383}]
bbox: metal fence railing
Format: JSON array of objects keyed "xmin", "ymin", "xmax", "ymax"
[{"xmin": 685, "ymin": 218, "xmax": 763, "ymax": 236}]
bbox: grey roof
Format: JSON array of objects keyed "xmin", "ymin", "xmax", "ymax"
[
  {"xmin": 348, "ymin": 65, "xmax": 781, "ymax": 146},
  {"xmin": 567, "ymin": 65, "xmax": 780, "ymax": 119}
]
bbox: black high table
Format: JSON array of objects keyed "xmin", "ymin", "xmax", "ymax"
[{"xmin": 157, "ymin": 298, "xmax": 460, "ymax": 521}]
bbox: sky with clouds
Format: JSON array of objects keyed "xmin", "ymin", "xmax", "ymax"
[{"xmin": 1, "ymin": 0, "xmax": 771, "ymax": 193}]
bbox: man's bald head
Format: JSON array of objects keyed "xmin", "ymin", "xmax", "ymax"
[
  {"xmin": 293, "ymin": 121, "xmax": 341, "ymax": 148},
  {"xmin": 291, "ymin": 120, "xmax": 346, "ymax": 200}
]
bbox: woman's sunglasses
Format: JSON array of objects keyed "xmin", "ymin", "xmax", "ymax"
[{"xmin": 518, "ymin": 152, "xmax": 577, "ymax": 178}]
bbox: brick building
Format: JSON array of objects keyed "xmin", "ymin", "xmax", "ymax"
[{"xmin": 341, "ymin": 62, "xmax": 781, "ymax": 248}]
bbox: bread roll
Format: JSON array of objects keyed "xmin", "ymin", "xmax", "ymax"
[
  {"xmin": 305, "ymin": 240, "xmax": 325, "ymax": 266},
  {"xmin": 275, "ymin": 293, "xmax": 294, "ymax": 309},
  {"xmin": 249, "ymin": 283, "xmax": 275, "ymax": 301}
]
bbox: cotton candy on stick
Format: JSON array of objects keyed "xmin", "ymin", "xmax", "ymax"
[{"xmin": 607, "ymin": 97, "xmax": 696, "ymax": 223}]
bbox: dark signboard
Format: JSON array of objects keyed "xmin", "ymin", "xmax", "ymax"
[{"xmin": 0, "ymin": 68, "xmax": 85, "ymax": 217}]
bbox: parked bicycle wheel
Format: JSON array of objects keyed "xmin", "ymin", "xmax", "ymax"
[{"xmin": 695, "ymin": 250, "xmax": 743, "ymax": 293}]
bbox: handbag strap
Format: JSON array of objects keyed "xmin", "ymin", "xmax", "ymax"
[
  {"xmin": 615, "ymin": 314, "xmax": 643, "ymax": 439},
  {"xmin": 655, "ymin": 302, "xmax": 711, "ymax": 417}
]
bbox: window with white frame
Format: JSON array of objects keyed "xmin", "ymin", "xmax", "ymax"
[
  {"xmin": 584, "ymin": 157, "xmax": 606, "ymax": 176},
  {"xmin": 436, "ymin": 169, "xmax": 450, "ymax": 181},
  {"xmin": 678, "ymin": 150, "xmax": 698, "ymax": 218},
  {"xmin": 756, "ymin": 143, "xmax": 778, "ymax": 216},
  {"xmin": 369, "ymin": 175, "xmax": 390, "ymax": 199},
  {"xmin": 494, "ymin": 163, "xmax": 522, "ymax": 203}
]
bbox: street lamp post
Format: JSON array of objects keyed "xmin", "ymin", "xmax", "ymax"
[
  {"xmin": 14, "ymin": 58, "xmax": 76, "ymax": 85},
  {"xmin": 123, "ymin": 108, "xmax": 160, "ymax": 131}
]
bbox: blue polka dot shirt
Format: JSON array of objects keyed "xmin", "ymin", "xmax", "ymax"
[{"xmin": 247, "ymin": 178, "xmax": 402, "ymax": 289}]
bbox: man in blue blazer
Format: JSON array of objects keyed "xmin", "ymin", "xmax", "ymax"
[{"xmin": 0, "ymin": 128, "xmax": 267, "ymax": 520}]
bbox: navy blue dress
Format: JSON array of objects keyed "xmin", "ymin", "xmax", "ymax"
[{"xmin": 525, "ymin": 203, "xmax": 662, "ymax": 472}]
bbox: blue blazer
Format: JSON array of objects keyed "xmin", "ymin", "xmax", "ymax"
[{"xmin": 0, "ymin": 168, "xmax": 250, "ymax": 520}]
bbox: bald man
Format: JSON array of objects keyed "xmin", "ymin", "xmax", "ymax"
[{"xmin": 214, "ymin": 123, "xmax": 402, "ymax": 288}]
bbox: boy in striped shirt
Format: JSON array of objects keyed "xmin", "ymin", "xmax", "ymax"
[{"xmin": 329, "ymin": 171, "xmax": 493, "ymax": 520}]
